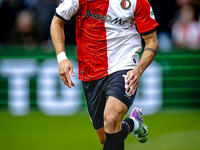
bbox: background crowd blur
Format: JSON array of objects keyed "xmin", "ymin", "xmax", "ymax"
[{"xmin": 0, "ymin": 0, "xmax": 200, "ymax": 51}]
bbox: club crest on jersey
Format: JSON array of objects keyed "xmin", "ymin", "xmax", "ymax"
[{"xmin": 120, "ymin": 0, "xmax": 131, "ymax": 10}]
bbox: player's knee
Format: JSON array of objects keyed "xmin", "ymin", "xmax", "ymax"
[{"xmin": 104, "ymin": 114, "xmax": 120, "ymax": 131}]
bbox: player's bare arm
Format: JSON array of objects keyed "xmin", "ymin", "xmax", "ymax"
[
  {"xmin": 126, "ymin": 31, "xmax": 159, "ymax": 95},
  {"xmin": 50, "ymin": 15, "xmax": 75, "ymax": 88}
]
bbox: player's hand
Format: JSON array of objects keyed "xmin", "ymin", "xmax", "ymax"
[
  {"xmin": 58, "ymin": 59, "xmax": 75, "ymax": 88},
  {"xmin": 125, "ymin": 68, "xmax": 140, "ymax": 95}
]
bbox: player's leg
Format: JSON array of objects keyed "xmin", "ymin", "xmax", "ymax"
[
  {"xmin": 98, "ymin": 107, "xmax": 149, "ymax": 148},
  {"xmin": 102, "ymin": 70, "xmax": 134, "ymax": 150},
  {"xmin": 95, "ymin": 120, "xmax": 133, "ymax": 148},
  {"xmin": 102, "ymin": 69, "xmax": 149, "ymax": 149},
  {"xmin": 95, "ymin": 116, "xmax": 139, "ymax": 147},
  {"xmin": 82, "ymin": 79, "xmax": 107, "ymax": 146},
  {"xmin": 96, "ymin": 127, "xmax": 106, "ymax": 146},
  {"xmin": 103, "ymin": 98, "xmax": 149, "ymax": 150},
  {"xmin": 103, "ymin": 96, "xmax": 128, "ymax": 150},
  {"xmin": 104, "ymin": 96, "xmax": 127, "ymax": 133}
]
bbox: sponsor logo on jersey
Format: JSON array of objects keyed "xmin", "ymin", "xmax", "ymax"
[
  {"xmin": 83, "ymin": 10, "xmax": 130, "ymax": 25},
  {"xmin": 83, "ymin": 10, "xmax": 105, "ymax": 22},
  {"xmin": 120, "ymin": 0, "xmax": 131, "ymax": 10},
  {"xmin": 150, "ymin": 7, "xmax": 155, "ymax": 20},
  {"xmin": 110, "ymin": 17, "xmax": 130, "ymax": 25}
]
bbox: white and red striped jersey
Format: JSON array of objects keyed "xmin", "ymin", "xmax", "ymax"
[{"xmin": 56, "ymin": 0, "xmax": 158, "ymax": 81}]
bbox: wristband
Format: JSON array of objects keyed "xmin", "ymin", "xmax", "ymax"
[{"xmin": 57, "ymin": 52, "xmax": 68, "ymax": 63}]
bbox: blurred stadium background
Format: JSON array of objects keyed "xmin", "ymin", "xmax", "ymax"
[{"xmin": 0, "ymin": 0, "xmax": 200, "ymax": 150}]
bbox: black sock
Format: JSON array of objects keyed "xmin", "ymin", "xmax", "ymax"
[
  {"xmin": 122, "ymin": 118, "xmax": 134, "ymax": 139},
  {"xmin": 103, "ymin": 118, "xmax": 134, "ymax": 150},
  {"xmin": 103, "ymin": 130, "xmax": 124, "ymax": 150}
]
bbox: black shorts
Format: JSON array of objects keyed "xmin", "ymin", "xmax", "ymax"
[{"xmin": 82, "ymin": 69, "xmax": 137, "ymax": 130}]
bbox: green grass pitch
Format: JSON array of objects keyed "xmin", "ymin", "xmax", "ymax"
[{"xmin": 0, "ymin": 109, "xmax": 200, "ymax": 150}]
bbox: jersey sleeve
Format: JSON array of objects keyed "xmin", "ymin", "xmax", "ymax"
[
  {"xmin": 55, "ymin": 0, "xmax": 79, "ymax": 22},
  {"xmin": 134, "ymin": 0, "xmax": 158, "ymax": 36}
]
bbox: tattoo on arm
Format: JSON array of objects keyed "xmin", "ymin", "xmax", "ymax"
[{"xmin": 144, "ymin": 48, "xmax": 157, "ymax": 55}]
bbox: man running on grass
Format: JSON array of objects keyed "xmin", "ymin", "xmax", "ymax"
[{"xmin": 50, "ymin": 0, "xmax": 158, "ymax": 149}]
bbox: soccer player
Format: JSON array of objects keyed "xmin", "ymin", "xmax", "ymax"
[{"xmin": 50, "ymin": 0, "xmax": 158, "ymax": 149}]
